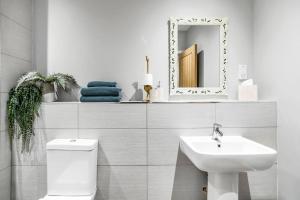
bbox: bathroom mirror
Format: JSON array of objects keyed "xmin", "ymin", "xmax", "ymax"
[{"xmin": 169, "ymin": 17, "xmax": 228, "ymax": 96}]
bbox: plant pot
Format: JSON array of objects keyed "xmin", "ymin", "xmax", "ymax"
[{"xmin": 42, "ymin": 84, "xmax": 57, "ymax": 102}]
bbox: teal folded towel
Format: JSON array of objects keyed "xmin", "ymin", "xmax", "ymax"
[
  {"xmin": 80, "ymin": 96, "xmax": 121, "ymax": 102},
  {"xmin": 87, "ymin": 81, "xmax": 117, "ymax": 87},
  {"xmin": 81, "ymin": 87, "xmax": 121, "ymax": 96}
]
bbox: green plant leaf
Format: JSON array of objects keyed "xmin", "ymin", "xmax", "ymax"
[
  {"xmin": 7, "ymin": 84, "xmax": 42, "ymax": 152},
  {"xmin": 16, "ymin": 72, "xmax": 45, "ymax": 89},
  {"xmin": 8, "ymin": 71, "xmax": 79, "ymax": 152}
]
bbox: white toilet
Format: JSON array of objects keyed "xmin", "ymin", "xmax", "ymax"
[{"xmin": 40, "ymin": 139, "xmax": 98, "ymax": 200}]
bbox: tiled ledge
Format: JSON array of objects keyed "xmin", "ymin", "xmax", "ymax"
[
  {"xmin": 35, "ymin": 101, "xmax": 277, "ymax": 129},
  {"xmin": 42, "ymin": 100, "xmax": 277, "ymax": 104}
]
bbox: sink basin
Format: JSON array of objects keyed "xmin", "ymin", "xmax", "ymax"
[
  {"xmin": 179, "ymin": 136, "xmax": 277, "ymax": 200},
  {"xmin": 180, "ymin": 136, "xmax": 277, "ymax": 172}
]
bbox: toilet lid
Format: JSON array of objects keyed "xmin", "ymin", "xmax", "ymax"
[{"xmin": 41, "ymin": 195, "xmax": 94, "ymax": 200}]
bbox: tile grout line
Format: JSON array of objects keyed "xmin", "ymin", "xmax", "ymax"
[
  {"xmin": 33, "ymin": 126, "xmax": 278, "ymax": 130},
  {"xmin": 146, "ymin": 104, "xmax": 149, "ymax": 200},
  {"xmin": 77, "ymin": 103, "xmax": 79, "ymax": 138},
  {"xmin": 10, "ymin": 163, "xmax": 280, "ymax": 167},
  {"xmin": 1, "ymin": 52, "xmax": 32, "ymax": 63},
  {"xmin": 0, "ymin": 13, "xmax": 32, "ymax": 32},
  {"xmin": 10, "ymin": 162, "xmax": 280, "ymax": 167},
  {"xmin": 214, "ymin": 103, "xmax": 217, "ymax": 123},
  {"xmin": 0, "ymin": 165, "xmax": 10, "ymax": 172}
]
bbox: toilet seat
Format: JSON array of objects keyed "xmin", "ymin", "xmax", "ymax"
[
  {"xmin": 39, "ymin": 192, "xmax": 96, "ymax": 200},
  {"xmin": 40, "ymin": 196, "xmax": 93, "ymax": 200}
]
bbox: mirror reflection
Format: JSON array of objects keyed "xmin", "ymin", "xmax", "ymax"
[{"xmin": 178, "ymin": 25, "xmax": 220, "ymax": 88}]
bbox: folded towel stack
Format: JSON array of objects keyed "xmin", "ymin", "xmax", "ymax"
[{"xmin": 80, "ymin": 81, "xmax": 121, "ymax": 102}]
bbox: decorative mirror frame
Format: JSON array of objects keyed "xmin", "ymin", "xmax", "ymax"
[{"xmin": 169, "ymin": 17, "xmax": 228, "ymax": 96}]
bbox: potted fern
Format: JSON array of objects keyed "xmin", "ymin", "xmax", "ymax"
[
  {"xmin": 16, "ymin": 72, "xmax": 79, "ymax": 102},
  {"xmin": 8, "ymin": 72, "xmax": 79, "ymax": 151}
]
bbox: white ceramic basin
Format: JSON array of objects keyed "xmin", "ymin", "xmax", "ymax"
[
  {"xmin": 179, "ymin": 136, "xmax": 277, "ymax": 200},
  {"xmin": 180, "ymin": 136, "xmax": 277, "ymax": 172}
]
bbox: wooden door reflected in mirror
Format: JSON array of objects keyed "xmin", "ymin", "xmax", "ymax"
[{"xmin": 179, "ymin": 44, "xmax": 198, "ymax": 87}]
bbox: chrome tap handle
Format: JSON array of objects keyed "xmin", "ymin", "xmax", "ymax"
[
  {"xmin": 212, "ymin": 123, "xmax": 223, "ymax": 140},
  {"xmin": 216, "ymin": 128, "xmax": 224, "ymax": 136}
]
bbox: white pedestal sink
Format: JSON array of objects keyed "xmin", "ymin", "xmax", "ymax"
[{"xmin": 180, "ymin": 136, "xmax": 277, "ymax": 200}]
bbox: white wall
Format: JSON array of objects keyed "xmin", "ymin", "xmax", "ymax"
[
  {"xmin": 33, "ymin": 0, "xmax": 48, "ymax": 75},
  {"xmin": 253, "ymin": 0, "xmax": 300, "ymax": 199},
  {"xmin": 46, "ymin": 0, "xmax": 254, "ymax": 100}
]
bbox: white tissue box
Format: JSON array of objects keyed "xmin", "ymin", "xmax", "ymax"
[{"xmin": 238, "ymin": 85, "xmax": 258, "ymax": 101}]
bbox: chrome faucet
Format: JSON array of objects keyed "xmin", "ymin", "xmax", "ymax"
[{"xmin": 212, "ymin": 123, "xmax": 223, "ymax": 142}]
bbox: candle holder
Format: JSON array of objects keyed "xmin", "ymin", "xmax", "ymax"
[
  {"xmin": 144, "ymin": 56, "xmax": 153, "ymax": 103},
  {"xmin": 144, "ymin": 85, "xmax": 152, "ymax": 102}
]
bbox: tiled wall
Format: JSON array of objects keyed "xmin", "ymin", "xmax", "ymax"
[
  {"xmin": 12, "ymin": 102, "xmax": 277, "ymax": 200},
  {"xmin": 0, "ymin": 0, "xmax": 33, "ymax": 199}
]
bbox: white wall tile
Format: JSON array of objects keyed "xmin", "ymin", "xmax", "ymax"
[
  {"xmin": 0, "ymin": 0, "xmax": 32, "ymax": 29},
  {"xmin": 148, "ymin": 129, "xmax": 211, "ymax": 165},
  {"xmin": 148, "ymin": 104, "xmax": 215, "ymax": 128},
  {"xmin": 12, "ymin": 165, "xmax": 46, "ymax": 200},
  {"xmin": 216, "ymin": 102, "xmax": 277, "ymax": 127},
  {"xmin": 223, "ymin": 127, "xmax": 277, "ymax": 149},
  {"xmin": 239, "ymin": 172, "xmax": 252, "ymax": 200},
  {"xmin": 79, "ymin": 129, "xmax": 146, "ymax": 165},
  {"xmin": 0, "ymin": 54, "xmax": 32, "ymax": 93},
  {"xmin": 97, "ymin": 166, "xmax": 147, "ymax": 200},
  {"xmin": 148, "ymin": 166, "xmax": 176, "ymax": 200},
  {"xmin": 0, "ymin": 16, "xmax": 32, "ymax": 61},
  {"xmin": 0, "ymin": 93, "xmax": 8, "ymax": 131},
  {"xmin": 148, "ymin": 166, "xmax": 207, "ymax": 200},
  {"xmin": 79, "ymin": 103, "xmax": 146, "ymax": 128},
  {"xmin": 35, "ymin": 103, "xmax": 78, "ymax": 129},
  {"xmin": 1, "ymin": 1, "xmax": 33, "ymax": 200},
  {"xmin": 0, "ymin": 167, "xmax": 11, "ymax": 200},
  {"xmin": 12, "ymin": 129, "xmax": 77, "ymax": 166},
  {"xmin": 0, "ymin": 131, "xmax": 11, "ymax": 170},
  {"xmin": 247, "ymin": 165, "xmax": 277, "ymax": 200},
  {"xmin": 171, "ymin": 165, "xmax": 207, "ymax": 200}
]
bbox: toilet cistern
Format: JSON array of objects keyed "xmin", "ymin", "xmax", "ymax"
[{"xmin": 40, "ymin": 139, "xmax": 98, "ymax": 200}]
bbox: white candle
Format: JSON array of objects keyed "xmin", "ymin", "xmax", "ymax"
[{"xmin": 144, "ymin": 74, "xmax": 153, "ymax": 86}]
